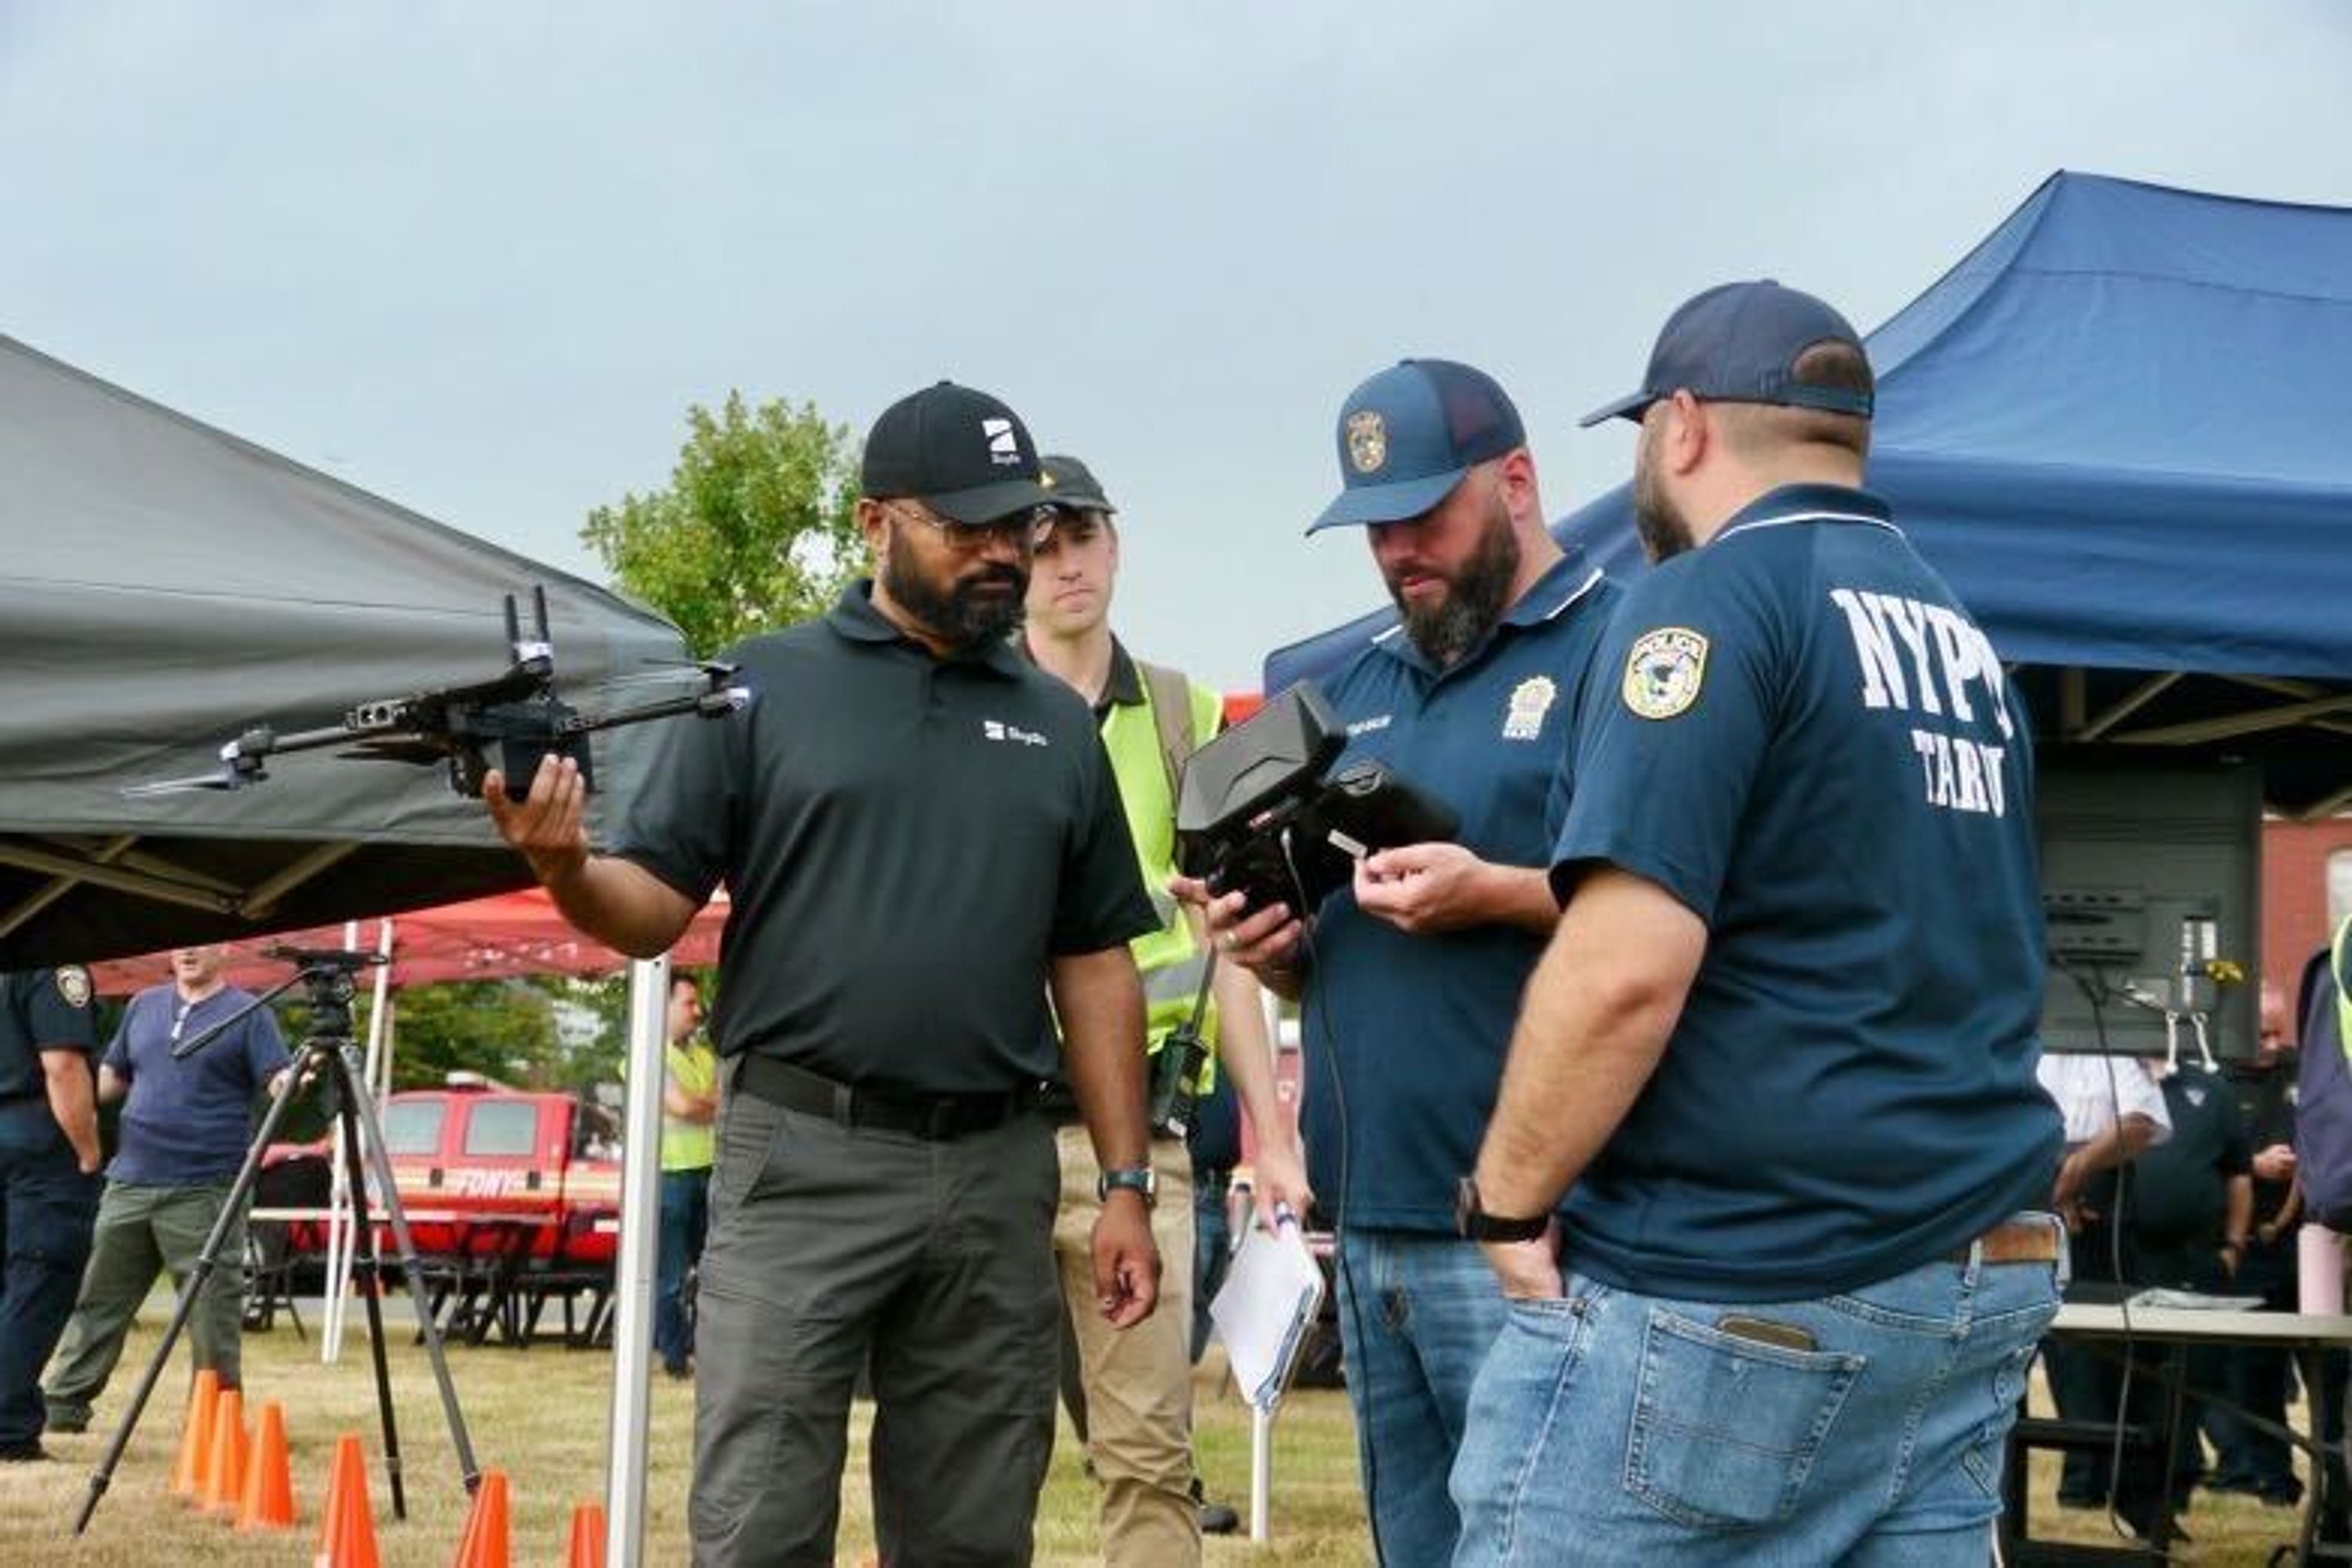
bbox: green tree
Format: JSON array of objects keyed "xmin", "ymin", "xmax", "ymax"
[
  {"xmin": 583, "ymin": 392, "xmax": 865, "ymax": 655},
  {"xmin": 380, "ymin": 981, "xmax": 561, "ymax": 1090}
]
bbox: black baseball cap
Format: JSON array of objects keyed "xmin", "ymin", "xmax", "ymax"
[
  {"xmin": 1039, "ymin": 454, "xmax": 1116, "ymax": 515},
  {"xmin": 1309, "ymin": 359, "xmax": 1526, "ymax": 532},
  {"xmin": 1580, "ymin": 281, "xmax": 1875, "ymax": 427},
  {"xmin": 860, "ymin": 381, "xmax": 1053, "ymax": 524}
]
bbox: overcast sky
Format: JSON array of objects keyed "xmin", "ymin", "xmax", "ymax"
[{"xmin": 5, "ymin": 3, "xmax": 2347, "ymax": 687}]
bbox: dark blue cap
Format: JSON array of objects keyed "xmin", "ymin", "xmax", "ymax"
[
  {"xmin": 1308, "ymin": 358, "xmax": 1526, "ymax": 532},
  {"xmin": 1580, "ymin": 281, "xmax": 1874, "ymax": 427}
]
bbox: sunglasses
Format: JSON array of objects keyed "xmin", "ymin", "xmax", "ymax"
[{"xmin": 884, "ymin": 500, "xmax": 1055, "ymax": 554}]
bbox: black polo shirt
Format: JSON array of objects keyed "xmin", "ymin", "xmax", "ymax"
[
  {"xmin": 2126, "ymin": 1069, "xmax": 2251, "ymax": 1252},
  {"xmin": 614, "ymin": 582, "xmax": 1156, "ymax": 1095}
]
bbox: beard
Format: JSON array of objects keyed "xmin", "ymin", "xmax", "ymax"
[
  {"xmin": 1632, "ymin": 421, "xmax": 1697, "ymax": 563},
  {"xmin": 882, "ymin": 532, "xmax": 1029, "ymax": 653},
  {"xmin": 1387, "ymin": 490, "xmax": 1520, "ymax": 666}
]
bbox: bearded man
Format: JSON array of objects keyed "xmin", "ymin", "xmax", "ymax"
[{"xmin": 1180, "ymin": 359, "xmax": 1618, "ymax": 1565}]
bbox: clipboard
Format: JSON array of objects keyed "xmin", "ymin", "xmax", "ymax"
[{"xmin": 1208, "ymin": 1219, "xmax": 1327, "ymax": 1411}]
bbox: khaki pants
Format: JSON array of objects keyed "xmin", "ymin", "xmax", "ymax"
[
  {"xmin": 44, "ymin": 1179, "xmax": 246, "ymax": 1426},
  {"xmin": 1054, "ymin": 1127, "xmax": 1200, "ymax": 1568}
]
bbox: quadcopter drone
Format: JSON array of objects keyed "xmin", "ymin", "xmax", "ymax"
[{"xmin": 126, "ymin": 586, "xmax": 746, "ymax": 800}]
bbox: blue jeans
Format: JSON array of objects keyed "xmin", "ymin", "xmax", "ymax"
[
  {"xmin": 1451, "ymin": 1235, "xmax": 2061, "ymax": 1566},
  {"xmin": 655, "ymin": 1166, "xmax": 710, "ymax": 1372},
  {"xmin": 1192, "ymin": 1172, "xmax": 1232, "ymax": 1363},
  {"xmin": 1336, "ymin": 1227, "xmax": 1510, "ymax": 1566}
]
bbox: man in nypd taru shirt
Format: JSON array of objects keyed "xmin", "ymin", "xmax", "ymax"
[
  {"xmin": 1184, "ymin": 358, "xmax": 1618, "ymax": 1565},
  {"xmin": 1453, "ymin": 282, "xmax": 2063, "ymax": 1566},
  {"xmin": 0, "ymin": 966, "xmax": 101, "ymax": 1462},
  {"xmin": 485, "ymin": 380, "xmax": 1161, "ymax": 1568}
]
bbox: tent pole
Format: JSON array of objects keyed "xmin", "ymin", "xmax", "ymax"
[
  {"xmin": 321, "ymin": 920, "xmax": 362, "ymax": 1363},
  {"xmin": 605, "ymin": 954, "xmax": 668, "ymax": 1568}
]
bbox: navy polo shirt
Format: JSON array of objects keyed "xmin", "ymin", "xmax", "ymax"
[
  {"xmin": 0, "ymin": 967, "xmax": 98, "ymax": 1152},
  {"xmin": 1552, "ymin": 484, "xmax": 2061, "ymax": 1302},
  {"xmin": 106, "ymin": 984, "xmax": 290, "ymax": 1185},
  {"xmin": 1303, "ymin": 551, "xmax": 1617, "ymax": 1232},
  {"xmin": 615, "ymin": 581, "xmax": 1156, "ymax": 1096}
]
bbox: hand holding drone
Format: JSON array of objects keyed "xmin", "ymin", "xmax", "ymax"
[{"xmin": 127, "ymin": 586, "xmax": 745, "ymax": 800}]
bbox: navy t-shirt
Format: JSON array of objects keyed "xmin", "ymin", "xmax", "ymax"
[
  {"xmin": 105, "ymin": 985, "xmax": 290, "ymax": 1185},
  {"xmin": 1552, "ymin": 485, "xmax": 2061, "ymax": 1301},
  {"xmin": 1304, "ymin": 553, "xmax": 1617, "ymax": 1232}
]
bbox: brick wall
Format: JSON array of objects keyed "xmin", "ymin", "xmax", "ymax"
[{"xmin": 2264, "ymin": 818, "xmax": 2352, "ymax": 1028}]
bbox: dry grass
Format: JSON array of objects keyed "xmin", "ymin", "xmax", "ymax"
[
  {"xmin": 5, "ymin": 1305, "xmax": 2326, "ymax": 1565},
  {"xmin": 0, "ymin": 1301, "xmax": 1369, "ymax": 1565}
]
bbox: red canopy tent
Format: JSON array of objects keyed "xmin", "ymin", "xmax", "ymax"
[{"xmin": 89, "ymin": 887, "xmax": 728, "ymax": 995}]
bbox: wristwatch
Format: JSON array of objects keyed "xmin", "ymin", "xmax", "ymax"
[
  {"xmin": 1098, "ymin": 1165, "xmax": 1157, "ymax": 1207},
  {"xmin": 1455, "ymin": 1177, "xmax": 1549, "ymax": 1243}
]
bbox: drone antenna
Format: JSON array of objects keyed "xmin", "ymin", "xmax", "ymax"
[
  {"xmin": 503, "ymin": 593, "xmax": 521, "ymax": 651},
  {"xmin": 532, "ymin": 585, "xmax": 551, "ymax": 643}
]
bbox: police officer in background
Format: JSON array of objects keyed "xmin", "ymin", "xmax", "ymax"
[
  {"xmin": 0, "ymin": 967, "xmax": 101, "ymax": 1462},
  {"xmin": 1185, "ymin": 359, "xmax": 1619, "ymax": 1564}
]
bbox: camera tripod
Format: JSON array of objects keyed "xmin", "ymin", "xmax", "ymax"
[{"xmin": 73, "ymin": 949, "xmax": 481, "ymax": 1534}]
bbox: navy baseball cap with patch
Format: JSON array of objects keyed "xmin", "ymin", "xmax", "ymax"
[
  {"xmin": 861, "ymin": 380, "xmax": 1053, "ymax": 524},
  {"xmin": 1308, "ymin": 358, "xmax": 1526, "ymax": 533},
  {"xmin": 1579, "ymin": 280, "xmax": 1875, "ymax": 427}
]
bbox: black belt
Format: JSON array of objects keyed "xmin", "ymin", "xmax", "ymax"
[{"xmin": 734, "ymin": 1054, "xmax": 1035, "ymax": 1142}]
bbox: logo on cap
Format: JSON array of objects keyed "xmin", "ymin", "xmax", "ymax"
[
  {"xmin": 982, "ymin": 417, "xmax": 1022, "ymax": 466},
  {"xmin": 1345, "ymin": 410, "xmax": 1387, "ymax": 474},
  {"xmin": 1622, "ymin": 627, "xmax": 1708, "ymax": 720}
]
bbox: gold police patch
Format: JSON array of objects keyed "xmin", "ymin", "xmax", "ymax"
[
  {"xmin": 1622, "ymin": 627, "xmax": 1708, "ymax": 720},
  {"xmin": 1345, "ymin": 410, "xmax": 1387, "ymax": 474},
  {"xmin": 1502, "ymin": 674, "xmax": 1556, "ymax": 741},
  {"xmin": 55, "ymin": 964, "xmax": 93, "ymax": 1010}
]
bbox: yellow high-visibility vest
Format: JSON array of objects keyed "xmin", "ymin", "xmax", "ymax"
[{"xmin": 1099, "ymin": 670, "xmax": 1227, "ymax": 1092}]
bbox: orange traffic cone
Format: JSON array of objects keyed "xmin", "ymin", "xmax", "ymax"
[
  {"xmin": 453, "ymin": 1469, "xmax": 512, "ymax": 1568},
  {"xmin": 170, "ymin": 1369, "xmax": 220, "ymax": 1500},
  {"xmin": 200, "ymin": 1387, "xmax": 247, "ymax": 1512},
  {"xmin": 565, "ymin": 1501, "xmax": 607, "ymax": 1568},
  {"xmin": 236, "ymin": 1400, "xmax": 297, "ymax": 1529},
  {"xmin": 315, "ymin": 1433, "xmax": 381, "ymax": 1568}
]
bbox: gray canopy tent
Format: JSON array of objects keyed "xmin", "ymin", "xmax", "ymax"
[
  {"xmin": 0, "ymin": 332, "xmax": 692, "ymax": 1563},
  {"xmin": 0, "ymin": 332, "xmax": 690, "ymax": 967}
]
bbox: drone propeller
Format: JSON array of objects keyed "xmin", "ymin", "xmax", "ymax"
[{"xmin": 119, "ymin": 768, "xmax": 243, "ymax": 799}]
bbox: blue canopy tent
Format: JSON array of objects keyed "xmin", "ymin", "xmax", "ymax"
[{"xmin": 1266, "ymin": 172, "xmax": 2352, "ymax": 818}]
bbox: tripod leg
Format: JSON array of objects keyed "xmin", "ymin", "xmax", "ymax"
[
  {"xmin": 71, "ymin": 1042, "xmax": 317, "ymax": 1535},
  {"xmin": 332, "ymin": 1070, "xmax": 411, "ymax": 1521},
  {"xmin": 336, "ymin": 1044, "xmax": 482, "ymax": 1495}
]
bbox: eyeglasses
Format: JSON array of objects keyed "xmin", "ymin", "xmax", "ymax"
[{"xmin": 883, "ymin": 500, "xmax": 1055, "ymax": 555}]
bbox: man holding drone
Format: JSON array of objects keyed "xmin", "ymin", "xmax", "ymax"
[{"xmin": 486, "ymin": 380, "xmax": 1163, "ymax": 1567}]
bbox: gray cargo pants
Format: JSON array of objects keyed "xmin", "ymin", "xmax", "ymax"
[{"xmin": 688, "ymin": 1077, "xmax": 1061, "ymax": 1567}]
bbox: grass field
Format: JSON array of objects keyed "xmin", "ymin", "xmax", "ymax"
[
  {"xmin": 0, "ymin": 1304, "xmax": 1370, "ymax": 1565},
  {"xmin": 0, "ymin": 1304, "xmax": 2327, "ymax": 1564}
]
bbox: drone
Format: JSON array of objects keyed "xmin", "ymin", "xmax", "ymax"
[{"xmin": 126, "ymin": 586, "xmax": 746, "ymax": 800}]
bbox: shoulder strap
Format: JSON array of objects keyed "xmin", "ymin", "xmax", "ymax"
[{"xmin": 1137, "ymin": 659, "xmax": 1201, "ymax": 805}]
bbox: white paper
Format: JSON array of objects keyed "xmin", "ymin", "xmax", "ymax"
[{"xmin": 1210, "ymin": 1221, "xmax": 1326, "ymax": 1410}]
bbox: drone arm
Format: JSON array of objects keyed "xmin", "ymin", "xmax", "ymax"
[{"xmin": 565, "ymin": 686, "xmax": 749, "ymax": 737}]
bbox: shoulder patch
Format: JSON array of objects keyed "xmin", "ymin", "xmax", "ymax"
[
  {"xmin": 1621, "ymin": 627, "xmax": 1708, "ymax": 720},
  {"xmin": 55, "ymin": 965, "xmax": 93, "ymax": 1010}
]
